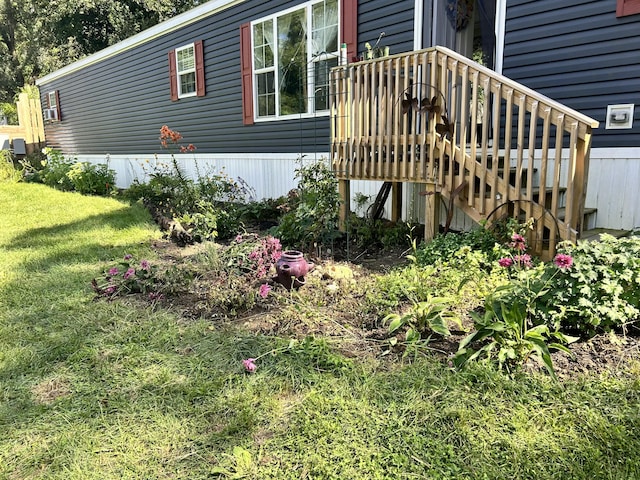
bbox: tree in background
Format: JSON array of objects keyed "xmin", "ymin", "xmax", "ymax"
[{"xmin": 0, "ymin": 0, "xmax": 201, "ymax": 104}]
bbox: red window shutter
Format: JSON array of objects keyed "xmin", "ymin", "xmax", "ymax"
[
  {"xmin": 341, "ymin": 0, "xmax": 358, "ymax": 62},
  {"xmin": 617, "ymin": 0, "xmax": 640, "ymax": 16},
  {"xmin": 168, "ymin": 49, "xmax": 178, "ymax": 101},
  {"xmin": 240, "ymin": 22, "xmax": 254, "ymax": 125},
  {"xmin": 195, "ymin": 40, "xmax": 206, "ymax": 97},
  {"xmin": 54, "ymin": 90, "xmax": 61, "ymax": 121}
]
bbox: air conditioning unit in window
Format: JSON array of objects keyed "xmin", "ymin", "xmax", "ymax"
[{"xmin": 43, "ymin": 108, "xmax": 58, "ymax": 121}]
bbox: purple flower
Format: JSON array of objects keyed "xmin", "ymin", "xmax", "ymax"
[
  {"xmin": 124, "ymin": 254, "xmax": 133, "ymax": 260},
  {"xmin": 258, "ymin": 284, "xmax": 271, "ymax": 298},
  {"xmin": 140, "ymin": 260, "xmax": 150, "ymax": 271},
  {"xmin": 554, "ymin": 253, "xmax": 573, "ymax": 269},
  {"xmin": 242, "ymin": 358, "xmax": 257, "ymax": 373},
  {"xmin": 498, "ymin": 257, "xmax": 514, "ymax": 268},
  {"xmin": 108, "ymin": 267, "xmax": 119, "ymax": 276},
  {"xmin": 515, "ymin": 254, "xmax": 533, "ymax": 268},
  {"xmin": 105, "ymin": 285, "xmax": 116, "ymax": 295},
  {"xmin": 123, "ymin": 268, "xmax": 136, "ymax": 279}
]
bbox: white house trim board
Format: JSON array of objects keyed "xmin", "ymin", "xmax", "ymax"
[{"xmin": 36, "ymin": 0, "xmax": 246, "ymax": 85}]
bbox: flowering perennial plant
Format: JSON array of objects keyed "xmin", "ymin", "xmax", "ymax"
[
  {"xmin": 92, "ymin": 254, "xmax": 160, "ymax": 300},
  {"xmin": 454, "ymin": 228, "xmax": 577, "ymax": 379},
  {"xmin": 231, "ymin": 234, "xmax": 282, "ymax": 279}
]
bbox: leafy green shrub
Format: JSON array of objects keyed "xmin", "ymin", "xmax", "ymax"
[
  {"xmin": 535, "ymin": 235, "xmax": 640, "ymax": 336},
  {"xmin": 124, "ymin": 126, "xmax": 253, "ymax": 242},
  {"xmin": 275, "ymin": 158, "xmax": 341, "ymax": 250},
  {"xmin": 347, "ymin": 215, "xmax": 415, "ymax": 249},
  {"xmin": 66, "ymin": 161, "xmax": 115, "ymax": 195},
  {"xmin": 0, "ymin": 149, "xmax": 21, "ymax": 182},
  {"xmin": 414, "ymin": 225, "xmax": 504, "ymax": 266},
  {"xmin": 41, "ymin": 148, "xmax": 74, "ymax": 191}
]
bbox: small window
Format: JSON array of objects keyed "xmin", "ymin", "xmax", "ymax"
[
  {"xmin": 168, "ymin": 40, "xmax": 205, "ymax": 101},
  {"xmin": 617, "ymin": 0, "xmax": 640, "ymax": 17},
  {"xmin": 48, "ymin": 92, "xmax": 58, "ymax": 109},
  {"xmin": 45, "ymin": 90, "xmax": 61, "ymax": 121},
  {"xmin": 176, "ymin": 44, "xmax": 197, "ymax": 98}
]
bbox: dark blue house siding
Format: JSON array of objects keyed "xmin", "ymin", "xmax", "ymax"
[
  {"xmin": 39, "ymin": 0, "xmax": 415, "ymax": 156},
  {"xmin": 503, "ymin": 0, "xmax": 640, "ymax": 148}
]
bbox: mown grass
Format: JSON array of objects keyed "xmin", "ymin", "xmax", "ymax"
[{"xmin": 1, "ymin": 182, "xmax": 640, "ymax": 479}]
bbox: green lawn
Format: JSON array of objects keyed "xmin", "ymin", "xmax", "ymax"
[{"xmin": 1, "ymin": 182, "xmax": 640, "ymax": 479}]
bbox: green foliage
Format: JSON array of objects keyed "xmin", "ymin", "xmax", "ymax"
[
  {"xmin": 454, "ymin": 289, "xmax": 576, "ymax": 380},
  {"xmin": 91, "ymin": 254, "xmax": 161, "ymax": 300},
  {"xmin": 0, "ymin": 102, "xmax": 18, "ymax": 124},
  {"xmin": 414, "ymin": 225, "xmax": 504, "ymax": 266},
  {"xmin": 535, "ymin": 236, "xmax": 640, "ymax": 336},
  {"xmin": 275, "ymin": 158, "xmax": 341, "ymax": 250},
  {"xmin": 347, "ymin": 215, "xmax": 415, "ymax": 249},
  {"xmin": 384, "ymin": 297, "xmax": 458, "ymax": 353},
  {"xmin": 0, "ymin": 149, "xmax": 21, "ymax": 182},
  {"xmin": 38, "ymin": 149, "xmax": 115, "ymax": 195},
  {"xmin": 66, "ymin": 161, "xmax": 116, "ymax": 195},
  {"xmin": 124, "ymin": 127, "xmax": 252, "ymax": 242},
  {"xmin": 40, "ymin": 148, "xmax": 75, "ymax": 190},
  {"xmin": 0, "ymin": 0, "xmax": 202, "ymax": 103}
]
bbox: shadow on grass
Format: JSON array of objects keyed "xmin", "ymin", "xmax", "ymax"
[{"xmin": 5, "ymin": 205, "xmax": 158, "ymax": 272}]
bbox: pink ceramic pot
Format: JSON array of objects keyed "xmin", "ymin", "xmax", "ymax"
[{"xmin": 275, "ymin": 250, "xmax": 315, "ymax": 290}]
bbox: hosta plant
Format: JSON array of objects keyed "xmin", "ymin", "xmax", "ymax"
[
  {"xmin": 384, "ymin": 297, "xmax": 460, "ymax": 354},
  {"xmin": 453, "ymin": 289, "xmax": 577, "ymax": 380}
]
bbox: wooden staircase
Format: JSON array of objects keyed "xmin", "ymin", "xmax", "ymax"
[{"xmin": 330, "ymin": 46, "xmax": 600, "ymax": 260}]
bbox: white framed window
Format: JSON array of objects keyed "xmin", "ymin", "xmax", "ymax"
[
  {"xmin": 176, "ymin": 43, "xmax": 197, "ymax": 98},
  {"xmin": 48, "ymin": 92, "xmax": 58, "ymax": 109},
  {"xmin": 251, "ymin": 0, "xmax": 339, "ymax": 120}
]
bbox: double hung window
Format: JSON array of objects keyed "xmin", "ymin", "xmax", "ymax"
[
  {"xmin": 176, "ymin": 44, "xmax": 197, "ymax": 97},
  {"xmin": 251, "ymin": 0, "xmax": 339, "ymax": 120}
]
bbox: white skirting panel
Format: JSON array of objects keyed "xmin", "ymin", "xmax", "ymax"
[{"xmin": 75, "ymin": 147, "xmax": 640, "ymax": 231}]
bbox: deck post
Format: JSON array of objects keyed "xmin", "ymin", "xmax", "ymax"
[
  {"xmin": 391, "ymin": 182, "xmax": 402, "ymax": 223},
  {"xmin": 338, "ymin": 179, "xmax": 351, "ymax": 231},
  {"xmin": 424, "ymin": 183, "xmax": 440, "ymax": 241}
]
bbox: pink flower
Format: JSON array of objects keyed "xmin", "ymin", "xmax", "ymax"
[
  {"xmin": 259, "ymin": 284, "xmax": 271, "ymax": 298},
  {"xmin": 498, "ymin": 257, "xmax": 514, "ymax": 268},
  {"xmin": 140, "ymin": 260, "xmax": 150, "ymax": 271},
  {"xmin": 105, "ymin": 285, "xmax": 116, "ymax": 295},
  {"xmin": 108, "ymin": 267, "xmax": 119, "ymax": 276},
  {"xmin": 554, "ymin": 253, "xmax": 573, "ymax": 269},
  {"xmin": 509, "ymin": 233, "xmax": 527, "ymax": 251},
  {"xmin": 123, "ymin": 268, "xmax": 136, "ymax": 279},
  {"xmin": 515, "ymin": 254, "xmax": 533, "ymax": 268},
  {"xmin": 242, "ymin": 358, "xmax": 257, "ymax": 373},
  {"xmin": 235, "ymin": 234, "xmax": 244, "ymax": 243},
  {"xmin": 124, "ymin": 254, "xmax": 133, "ymax": 260}
]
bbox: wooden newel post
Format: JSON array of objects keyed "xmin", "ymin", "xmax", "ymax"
[
  {"xmin": 423, "ymin": 183, "xmax": 440, "ymax": 241},
  {"xmin": 338, "ymin": 179, "xmax": 351, "ymax": 231}
]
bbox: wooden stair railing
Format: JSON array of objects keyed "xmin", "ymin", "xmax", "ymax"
[{"xmin": 330, "ymin": 46, "xmax": 599, "ymax": 259}]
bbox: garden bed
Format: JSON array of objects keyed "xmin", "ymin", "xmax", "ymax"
[{"xmin": 144, "ymin": 237, "xmax": 640, "ymax": 381}]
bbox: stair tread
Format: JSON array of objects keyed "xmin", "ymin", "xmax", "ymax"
[{"xmin": 579, "ymin": 228, "xmax": 631, "ymax": 243}]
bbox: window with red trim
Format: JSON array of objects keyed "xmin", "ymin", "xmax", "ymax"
[
  {"xmin": 168, "ymin": 40, "xmax": 205, "ymax": 101},
  {"xmin": 617, "ymin": 0, "xmax": 640, "ymax": 17},
  {"xmin": 240, "ymin": 0, "xmax": 357, "ymax": 124}
]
